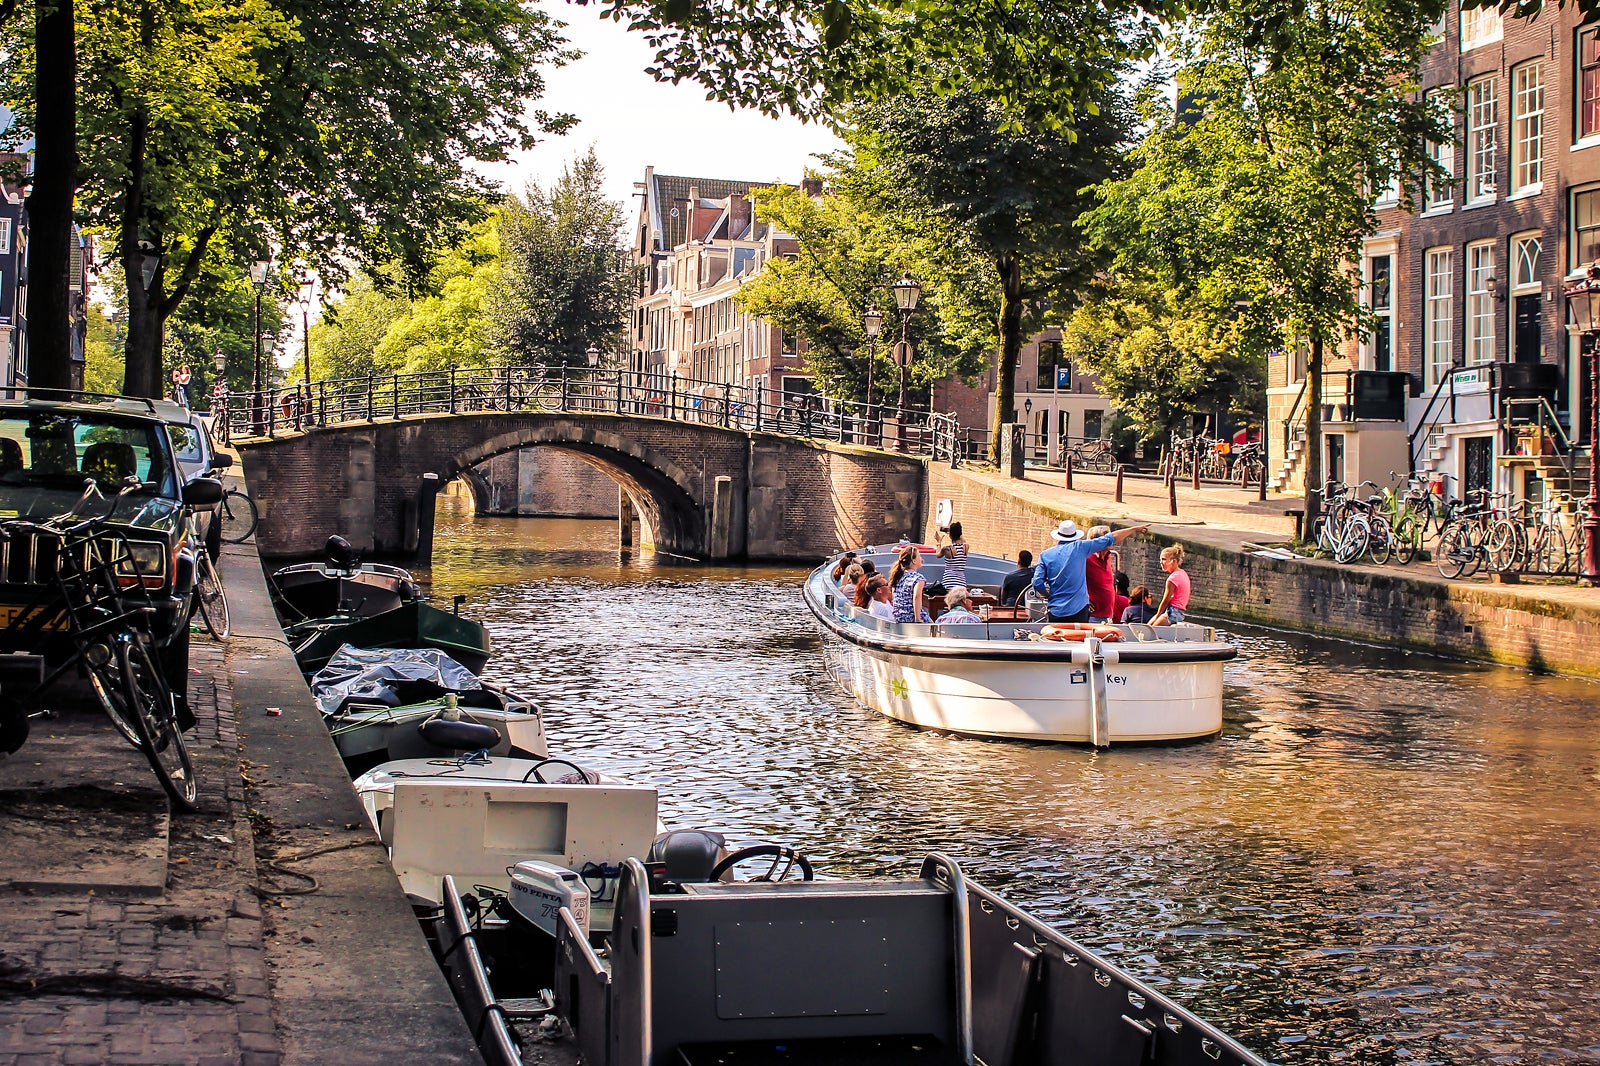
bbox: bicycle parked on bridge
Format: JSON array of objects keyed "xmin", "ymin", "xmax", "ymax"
[{"xmin": 1066, "ymin": 437, "xmax": 1118, "ymax": 472}]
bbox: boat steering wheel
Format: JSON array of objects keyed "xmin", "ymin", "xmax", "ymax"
[{"xmin": 708, "ymin": 844, "xmax": 815, "ymax": 883}]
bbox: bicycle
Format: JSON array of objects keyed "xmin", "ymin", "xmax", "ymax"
[
  {"xmin": 1522, "ymin": 494, "xmax": 1572, "ymax": 575},
  {"xmin": 219, "ymin": 486, "xmax": 258, "ymax": 544},
  {"xmin": 1390, "ymin": 471, "xmax": 1447, "ymax": 565},
  {"xmin": 1230, "ymin": 441, "xmax": 1265, "ymax": 486},
  {"xmin": 1436, "ymin": 489, "xmax": 1493, "ymax": 579},
  {"xmin": 1066, "ymin": 438, "xmax": 1117, "ymax": 473},
  {"xmin": 0, "ymin": 480, "xmax": 198, "ymax": 808},
  {"xmin": 190, "ymin": 524, "xmax": 231, "ymax": 639}
]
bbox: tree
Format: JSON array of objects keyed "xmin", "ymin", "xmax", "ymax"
[
  {"xmin": 839, "ymin": 88, "xmax": 1132, "ymax": 459},
  {"xmin": 306, "ymin": 274, "xmax": 405, "ymax": 381},
  {"xmin": 1059, "ymin": 276, "xmax": 1267, "ymax": 444},
  {"xmin": 1084, "ymin": 0, "xmax": 1447, "ymax": 525},
  {"xmin": 732, "ymin": 179, "xmax": 992, "ymax": 409},
  {"xmin": 492, "ymin": 149, "xmax": 633, "ymax": 364}
]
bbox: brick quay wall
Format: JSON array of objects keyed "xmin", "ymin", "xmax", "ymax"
[{"xmin": 924, "ymin": 465, "xmax": 1600, "ymax": 679}]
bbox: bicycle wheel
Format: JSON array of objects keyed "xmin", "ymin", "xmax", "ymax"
[
  {"xmin": 1485, "ymin": 520, "xmax": 1519, "ymax": 572},
  {"xmin": 1367, "ymin": 515, "xmax": 1394, "ymax": 565},
  {"xmin": 1536, "ymin": 529, "xmax": 1569, "ymax": 575},
  {"xmin": 1394, "ymin": 514, "xmax": 1420, "ymax": 564},
  {"xmin": 531, "ymin": 383, "xmax": 563, "ymax": 412},
  {"xmin": 191, "ymin": 550, "xmax": 231, "ymax": 639},
  {"xmin": 219, "ymin": 489, "xmax": 258, "ymax": 544},
  {"xmin": 88, "ymin": 648, "xmax": 146, "ymax": 749},
  {"xmin": 1335, "ymin": 516, "xmax": 1369, "ymax": 563},
  {"xmin": 119, "ymin": 636, "xmax": 198, "ymax": 810}
]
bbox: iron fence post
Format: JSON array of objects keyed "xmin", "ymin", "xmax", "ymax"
[
  {"xmin": 502, "ymin": 365, "xmax": 511, "ymax": 410},
  {"xmin": 365, "ymin": 375, "xmax": 374, "ymax": 422},
  {"xmin": 615, "ymin": 367, "xmax": 623, "ymax": 414},
  {"xmin": 669, "ymin": 372, "xmax": 677, "ymax": 421},
  {"xmin": 561, "ymin": 364, "xmax": 570, "ymax": 412},
  {"xmin": 755, "ymin": 386, "xmax": 763, "ymax": 432},
  {"xmin": 318, "ymin": 381, "xmax": 326, "ymax": 427},
  {"xmin": 393, "ymin": 373, "xmax": 401, "ymax": 419},
  {"xmin": 449, "ymin": 365, "xmax": 458, "ymax": 414},
  {"xmin": 723, "ymin": 383, "xmax": 731, "ymax": 428},
  {"xmin": 266, "ymin": 388, "xmax": 277, "ymax": 438}
]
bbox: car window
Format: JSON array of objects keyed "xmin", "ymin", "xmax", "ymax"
[
  {"xmin": 0, "ymin": 411, "xmax": 178, "ymax": 496},
  {"xmin": 168, "ymin": 424, "xmax": 204, "ymax": 463}
]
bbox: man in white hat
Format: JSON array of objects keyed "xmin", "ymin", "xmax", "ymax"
[{"xmin": 1031, "ymin": 519, "xmax": 1148, "ymax": 623}]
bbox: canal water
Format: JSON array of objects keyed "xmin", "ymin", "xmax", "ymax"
[{"xmin": 419, "ymin": 513, "xmax": 1600, "ymax": 1066}]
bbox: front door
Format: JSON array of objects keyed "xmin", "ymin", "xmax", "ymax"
[
  {"xmin": 1326, "ymin": 434, "xmax": 1345, "ymax": 485},
  {"xmin": 1514, "ymin": 294, "xmax": 1541, "ymax": 364}
]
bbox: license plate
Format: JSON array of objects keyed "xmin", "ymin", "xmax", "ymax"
[{"xmin": 0, "ymin": 604, "xmax": 67, "ymax": 631}]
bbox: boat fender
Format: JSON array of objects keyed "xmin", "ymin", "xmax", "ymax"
[{"xmin": 416, "ymin": 717, "xmax": 503, "ymax": 752}]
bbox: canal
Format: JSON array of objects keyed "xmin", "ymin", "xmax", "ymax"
[{"xmin": 419, "ymin": 512, "xmax": 1600, "ymax": 1066}]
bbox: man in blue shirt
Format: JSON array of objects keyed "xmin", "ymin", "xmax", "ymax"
[{"xmin": 1031, "ymin": 519, "xmax": 1149, "ymax": 622}]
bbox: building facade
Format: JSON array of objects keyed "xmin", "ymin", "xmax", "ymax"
[{"xmin": 1269, "ymin": 1, "xmax": 1596, "ymax": 504}]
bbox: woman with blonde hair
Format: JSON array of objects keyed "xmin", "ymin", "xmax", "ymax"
[
  {"xmin": 838, "ymin": 562, "xmax": 865, "ymax": 605},
  {"xmin": 888, "ymin": 545, "xmax": 930, "ymax": 623},
  {"xmin": 1151, "ymin": 544, "xmax": 1191, "ymax": 625}
]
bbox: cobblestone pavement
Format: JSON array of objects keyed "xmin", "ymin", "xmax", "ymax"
[{"xmin": 0, "ymin": 636, "xmax": 281, "ymax": 1066}]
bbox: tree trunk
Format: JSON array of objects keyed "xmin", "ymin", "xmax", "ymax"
[
  {"xmin": 24, "ymin": 0, "xmax": 76, "ymax": 392},
  {"xmin": 988, "ymin": 257, "xmax": 1024, "ymax": 463},
  {"xmin": 118, "ymin": 101, "xmax": 164, "ymax": 399},
  {"xmin": 1303, "ymin": 332, "xmax": 1324, "ymax": 530}
]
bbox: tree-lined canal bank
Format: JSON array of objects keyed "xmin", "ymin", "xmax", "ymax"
[{"xmin": 423, "ymin": 513, "xmax": 1600, "ymax": 1066}]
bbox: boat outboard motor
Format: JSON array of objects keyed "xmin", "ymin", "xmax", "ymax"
[
  {"xmin": 324, "ymin": 534, "xmax": 359, "ymax": 574},
  {"xmin": 647, "ymin": 828, "xmax": 728, "ymax": 884}
]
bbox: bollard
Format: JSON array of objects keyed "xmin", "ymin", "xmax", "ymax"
[
  {"xmin": 1191, "ymin": 457, "xmax": 1201, "ymax": 491},
  {"xmin": 1064, "ymin": 456, "xmax": 1074, "ymax": 491},
  {"xmin": 1258, "ymin": 465, "xmax": 1267, "ymax": 502},
  {"xmin": 1114, "ymin": 464, "xmax": 1124, "ymax": 503},
  {"xmin": 1169, "ymin": 476, "xmax": 1178, "ymax": 516}
]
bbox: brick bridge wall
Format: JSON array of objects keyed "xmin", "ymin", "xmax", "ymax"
[
  {"xmin": 237, "ymin": 412, "xmax": 925, "ymax": 563},
  {"xmin": 925, "ymin": 466, "xmax": 1600, "ymax": 678}
]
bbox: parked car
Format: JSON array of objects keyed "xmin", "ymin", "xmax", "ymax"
[
  {"xmin": 0, "ymin": 394, "xmax": 223, "ymax": 709},
  {"xmin": 151, "ymin": 399, "xmax": 231, "ymax": 557}
]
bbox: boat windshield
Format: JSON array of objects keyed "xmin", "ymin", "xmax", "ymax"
[{"xmin": 0, "ymin": 411, "xmax": 178, "ymax": 519}]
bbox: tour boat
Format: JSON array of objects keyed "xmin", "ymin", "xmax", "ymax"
[{"xmin": 803, "ymin": 548, "xmax": 1237, "ymax": 745}]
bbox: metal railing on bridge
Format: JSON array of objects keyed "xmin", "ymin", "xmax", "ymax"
[{"xmin": 223, "ymin": 365, "xmax": 952, "ymax": 456}]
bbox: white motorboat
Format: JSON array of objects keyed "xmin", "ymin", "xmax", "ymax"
[{"xmin": 803, "ymin": 547, "xmax": 1237, "ymax": 746}]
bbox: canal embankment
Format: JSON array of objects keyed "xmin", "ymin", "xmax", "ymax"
[
  {"xmin": 0, "ymin": 534, "xmax": 478, "ymax": 1065},
  {"xmin": 925, "ymin": 464, "xmax": 1600, "ymax": 678}
]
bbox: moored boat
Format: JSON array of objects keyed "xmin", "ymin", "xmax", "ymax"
[
  {"xmin": 270, "ymin": 534, "xmax": 421, "ymax": 622},
  {"xmin": 287, "ymin": 600, "xmax": 492, "ymax": 675},
  {"xmin": 803, "ymin": 548, "xmax": 1237, "ymax": 745}
]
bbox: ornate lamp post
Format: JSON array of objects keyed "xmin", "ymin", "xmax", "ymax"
[
  {"xmin": 1563, "ymin": 265, "xmax": 1600, "ymax": 586},
  {"xmin": 248, "ymin": 258, "xmax": 271, "ymax": 432},
  {"xmin": 891, "ymin": 273, "xmax": 921, "ymax": 451},
  {"xmin": 862, "ymin": 306, "xmax": 883, "ymax": 444}
]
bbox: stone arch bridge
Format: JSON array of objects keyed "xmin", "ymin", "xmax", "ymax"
[{"xmin": 236, "ymin": 411, "xmax": 926, "ymax": 563}]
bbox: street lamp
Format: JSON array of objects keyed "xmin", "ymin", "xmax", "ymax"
[
  {"xmin": 248, "ymin": 258, "xmax": 271, "ymax": 432},
  {"xmin": 1563, "ymin": 264, "xmax": 1600, "ymax": 586},
  {"xmin": 891, "ymin": 272, "xmax": 921, "ymax": 450},
  {"xmin": 863, "ymin": 306, "xmax": 883, "ymax": 444},
  {"xmin": 586, "ymin": 344, "xmax": 601, "ymax": 368},
  {"xmin": 136, "ymin": 240, "xmax": 162, "ymax": 292}
]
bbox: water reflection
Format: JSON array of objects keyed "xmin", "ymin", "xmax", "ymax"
[{"xmin": 419, "ymin": 514, "xmax": 1600, "ymax": 1065}]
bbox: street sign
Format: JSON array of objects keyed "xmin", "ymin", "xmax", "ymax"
[{"xmin": 1055, "ymin": 366, "xmax": 1073, "ymax": 389}]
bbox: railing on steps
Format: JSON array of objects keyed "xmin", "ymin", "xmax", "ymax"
[
  {"xmin": 1408, "ymin": 368, "xmax": 1457, "ymax": 475},
  {"xmin": 222, "ymin": 364, "xmax": 956, "ymax": 458},
  {"xmin": 1501, "ymin": 395, "xmax": 1584, "ymax": 501}
]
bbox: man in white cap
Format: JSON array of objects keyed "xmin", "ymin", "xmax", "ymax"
[{"xmin": 1031, "ymin": 519, "xmax": 1148, "ymax": 623}]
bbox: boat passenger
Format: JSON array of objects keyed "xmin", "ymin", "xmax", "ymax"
[
  {"xmin": 1120, "ymin": 585, "xmax": 1158, "ymax": 624},
  {"xmin": 1031, "ymin": 520, "xmax": 1148, "ymax": 624},
  {"xmin": 860, "ymin": 559, "xmax": 878, "ymax": 578},
  {"xmin": 1151, "ymin": 544, "xmax": 1191, "ymax": 625},
  {"xmin": 830, "ymin": 551, "xmax": 859, "ymax": 582},
  {"xmin": 1085, "ymin": 524, "xmax": 1116, "ymax": 622},
  {"xmin": 889, "ymin": 545, "xmax": 931, "ymax": 624},
  {"xmin": 838, "ymin": 562, "xmax": 865, "ymax": 605},
  {"xmin": 1000, "ymin": 550, "xmax": 1035, "ymax": 606},
  {"xmin": 1113, "ymin": 570, "xmax": 1131, "ymax": 623},
  {"xmin": 935, "ymin": 521, "xmax": 969, "ymax": 588},
  {"xmin": 864, "ymin": 575, "xmax": 896, "ymax": 620},
  {"xmin": 936, "ymin": 587, "xmax": 983, "ymax": 624}
]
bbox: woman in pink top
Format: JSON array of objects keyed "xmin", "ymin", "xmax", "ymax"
[{"xmin": 1151, "ymin": 544, "xmax": 1191, "ymax": 625}]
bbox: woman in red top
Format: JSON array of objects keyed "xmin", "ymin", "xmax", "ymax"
[{"xmin": 1084, "ymin": 524, "xmax": 1116, "ymax": 622}]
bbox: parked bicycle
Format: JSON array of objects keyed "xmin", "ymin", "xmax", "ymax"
[
  {"xmin": 1435, "ymin": 488, "xmax": 1495, "ymax": 579},
  {"xmin": 1230, "ymin": 440, "xmax": 1265, "ymax": 486},
  {"xmin": 219, "ymin": 486, "xmax": 258, "ymax": 544},
  {"xmin": 0, "ymin": 480, "xmax": 198, "ymax": 808},
  {"xmin": 1066, "ymin": 437, "xmax": 1118, "ymax": 472}
]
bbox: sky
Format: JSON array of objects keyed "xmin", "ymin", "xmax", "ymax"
[{"xmin": 482, "ymin": 4, "xmax": 843, "ymax": 211}]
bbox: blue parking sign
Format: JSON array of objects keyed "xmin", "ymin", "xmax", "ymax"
[{"xmin": 1055, "ymin": 366, "xmax": 1073, "ymax": 389}]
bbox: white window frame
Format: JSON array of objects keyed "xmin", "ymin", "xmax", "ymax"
[
  {"xmin": 1512, "ymin": 233, "xmax": 1541, "ymax": 291},
  {"xmin": 1511, "ymin": 61, "xmax": 1544, "ymax": 194},
  {"xmin": 1466, "ymin": 241, "xmax": 1496, "ymax": 365},
  {"xmin": 1573, "ymin": 186, "xmax": 1600, "ymax": 273},
  {"xmin": 1425, "ymin": 90, "xmax": 1454, "ymax": 211},
  {"xmin": 1460, "ymin": 1, "xmax": 1502, "ymax": 51},
  {"xmin": 1466, "ymin": 76, "xmax": 1498, "ymax": 203},
  {"xmin": 1426, "ymin": 247, "xmax": 1455, "ymax": 387},
  {"xmin": 1364, "ymin": 252, "xmax": 1396, "ymax": 371},
  {"xmin": 0, "ymin": 218, "xmax": 10, "ymax": 256}
]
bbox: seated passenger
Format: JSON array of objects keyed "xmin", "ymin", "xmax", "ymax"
[
  {"xmin": 1113, "ymin": 570, "xmax": 1131, "ymax": 624},
  {"xmin": 1001, "ymin": 550, "xmax": 1035, "ymax": 606},
  {"xmin": 936, "ymin": 586, "xmax": 983, "ymax": 624},
  {"xmin": 1120, "ymin": 585, "xmax": 1159, "ymax": 625},
  {"xmin": 830, "ymin": 551, "xmax": 859, "ymax": 583},
  {"xmin": 838, "ymin": 562, "xmax": 865, "ymax": 605},
  {"xmin": 864, "ymin": 575, "xmax": 895, "ymax": 621}
]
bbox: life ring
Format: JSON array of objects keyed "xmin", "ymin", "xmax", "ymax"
[{"xmin": 1041, "ymin": 623, "xmax": 1122, "ymax": 642}]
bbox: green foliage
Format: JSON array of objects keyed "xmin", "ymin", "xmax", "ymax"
[
  {"xmin": 732, "ymin": 180, "xmax": 991, "ymax": 405},
  {"xmin": 1060, "ymin": 278, "xmax": 1266, "ymax": 442},
  {"xmin": 307, "ymin": 273, "xmax": 407, "ymax": 380},
  {"xmin": 492, "ymin": 149, "xmax": 634, "ymax": 365},
  {"xmin": 82, "ymin": 309, "xmax": 125, "ymax": 395}
]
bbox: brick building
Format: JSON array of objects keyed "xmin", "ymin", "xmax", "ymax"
[{"xmin": 1268, "ymin": 2, "xmax": 1597, "ymax": 504}]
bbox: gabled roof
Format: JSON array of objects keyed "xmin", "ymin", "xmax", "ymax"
[{"xmin": 648, "ymin": 173, "xmax": 763, "ymax": 252}]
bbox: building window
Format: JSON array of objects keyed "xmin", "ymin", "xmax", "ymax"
[
  {"xmin": 1573, "ymin": 188, "xmax": 1600, "ymax": 271},
  {"xmin": 1512, "ymin": 61, "xmax": 1543, "ymax": 193},
  {"xmin": 1460, "ymin": 1, "xmax": 1501, "ymax": 51},
  {"xmin": 1425, "ymin": 91, "xmax": 1454, "ymax": 210},
  {"xmin": 1582, "ymin": 28, "xmax": 1600, "ymax": 141},
  {"xmin": 1366, "ymin": 254, "xmax": 1394, "ymax": 372},
  {"xmin": 1514, "ymin": 235, "xmax": 1541, "ymax": 288},
  {"xmin": 1466, "ymin": 241, "xmax": 1495, "ymax": 365},
  {"xmin": 1426, "ymin": 248, "xmax": 1454, "ymax": 385},
  {"xmin": 1466, "ymin": 76, "xmax": 1498, "ymax": 202},
  {"xmin": 0, "ymin": 219, "xmax": 10, "ymax": 255}
]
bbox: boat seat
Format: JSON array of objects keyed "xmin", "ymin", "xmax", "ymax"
[
  {"xmin": 604, "ymin": 864, "xmax": 965, "ymax": 1066},
  {"xmin": 648, "ymin": 828, "xmax": 727, "ymax": 884}
]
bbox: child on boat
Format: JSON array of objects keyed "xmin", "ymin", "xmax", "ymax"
[{"xmin": 1151, "ymin": 544, "xmax": 1191, "ymax": 625}]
